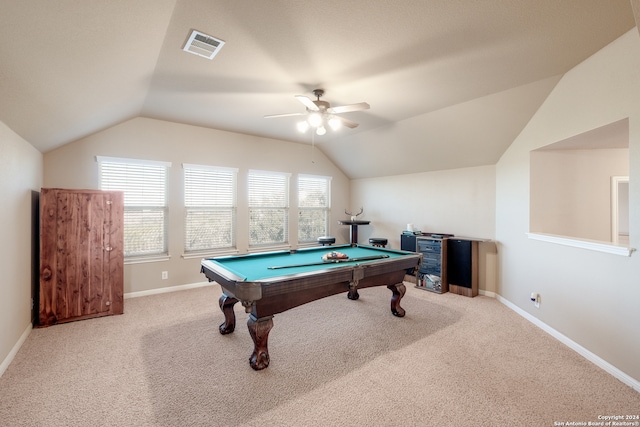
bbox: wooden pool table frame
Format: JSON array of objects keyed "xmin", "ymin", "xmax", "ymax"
[{"xmin": 200, "ymin": 244, "xmax": 422, "ymax": 370}]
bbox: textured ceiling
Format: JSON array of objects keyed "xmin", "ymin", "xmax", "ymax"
[{"xmin": 0, "ymin": 0, "xmax": 636, "ymax": 178}]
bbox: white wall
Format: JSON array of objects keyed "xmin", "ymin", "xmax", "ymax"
[
  {"xmin": 351, "ymin": 165, "xmax": 496, "ymax": 244},
  {"xmin": 0, "ymin": 121, "xmax": 42, "ymax": 374},
  {"xmin": 43, "ymin": 117, "xmax": 351, "ymax": 294},
  {"xmin": 350, "ymin": 165, "xmax": 497, "ymax": 292},
  {"xmin": 496, "ymin": 29, "xmax": 640, "ymax": 384},
  {"xmin": 530, "ymin": 148, "xmax": 629, "ymax": 241}
]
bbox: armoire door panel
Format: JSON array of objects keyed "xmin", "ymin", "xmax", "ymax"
[
  {"xmin": 106, "ymin": 192, "xmax": 124, "ymax": 315},
  {"xmin": 39, "ymin": 188, "xmax": 124, "ymax": 327},
  {"xmin": 39, "ymin": 189, "xmax": 59, "ymax": 326}
]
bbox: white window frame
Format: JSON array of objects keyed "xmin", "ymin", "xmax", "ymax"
[
  {"xmin": 183, "ymin": 164, "xmax": 238, "ymax": 255},
  {"xmin": 298, "ymin": 174, "xmax": 331, "ymax": 243},
  {"xmin": 248, "ymin": 170, "xmax": 290, "ymax": 248},
  {"xmin": 97, "ymin": 156, "xmax": 171, "ymax": 262}
]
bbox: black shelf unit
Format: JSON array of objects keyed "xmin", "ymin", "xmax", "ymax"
[
  {"xmin": 401, "ymin": 233, "xmax": 417, "ymax": 251},
  {"xmin": 415, "ymin": 236, "xmax": 448, "ymax": 293},
  {"xmin": 402, "ymin": 233, "xmax": 480, "ymax": 297}
]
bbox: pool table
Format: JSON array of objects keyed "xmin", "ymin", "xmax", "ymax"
[{"xmin": 200, "ymin": 244, "xmax": 422, "ymax": 370}]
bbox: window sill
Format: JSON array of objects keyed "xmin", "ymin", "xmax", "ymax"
[
  {"xmin": 182, "ymin": 249, "xmax": 239, "ymax": 259},
  {"xmin": 526, "ymin": 233, "xmax": 635, "ymax": 257},
  {"xmin": 297, "ymin": 242, "xmax": 321, "ymax": 249},
  {"xmin": 125, "ymin": 255, "xmax": 171, "ymax": 265},
  {"xmin": 248, "ymin": 244, "xmax": 292, "ymax": 253}
]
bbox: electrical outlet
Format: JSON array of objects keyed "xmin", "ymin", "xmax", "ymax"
[
  {"xmin": 530, "ymin": 292, "xmax": 540, "ymax": 308},
  {"xmin": 162, "ymin": 271, "xmax": 168, "ymax": 280}
]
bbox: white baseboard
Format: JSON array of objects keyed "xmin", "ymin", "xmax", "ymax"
[
  {"xmin": 495, "ymin": 294, "xmax": 640, "ymax": 393},
  {"xmin": 0, "ymin": 322, "xmax": 32, "ymax": 378},
  {"xmin": 124, "ymin": 281, "xmax": 213, "ymax": 299}
]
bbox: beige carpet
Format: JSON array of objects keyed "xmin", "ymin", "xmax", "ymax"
[{"xmin": 1, "ymin": 283, "xmax": 638, "ymax": 426}]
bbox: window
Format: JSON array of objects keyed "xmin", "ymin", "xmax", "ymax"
[
  {"xmin": 97, "ymin": 156, "xmax": 170, "ymax": 258},
  {"xmin": 298, "ymin": 174, "xmax": 331, "ymax": 242},
  {"xmin": 183, "ymin": 164, "xmax": 237, "ymax": 253},
  {"xmin": 248, "ymin": 170, "xmax": 290, "ymax": 247}
]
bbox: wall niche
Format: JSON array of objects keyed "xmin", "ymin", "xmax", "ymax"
[{"xmin": 529, "ymin": 118, "xmax": 629, "ymax": 245}]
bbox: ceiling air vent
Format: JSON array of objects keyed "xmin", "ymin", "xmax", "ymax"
[{"xmin": 183, "ymin": 30, "xmax": 225, "ymax": 60}]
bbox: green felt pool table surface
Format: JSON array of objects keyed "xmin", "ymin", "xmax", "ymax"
[{"xmin": 205, "ymin": 244, "xmax": 410, "ymax": 281}]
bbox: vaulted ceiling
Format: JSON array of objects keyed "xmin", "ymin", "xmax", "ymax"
[{"xmin": 0, "ymin": 1, "xmax": 636, "ymax": 178}]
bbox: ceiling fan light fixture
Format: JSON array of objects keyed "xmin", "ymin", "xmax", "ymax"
[
  {"xmin": 308, "ymin": 112, "xmax": 323, "ymax": 128},
  {"xmin": 296, "ymin": 121, "xmax": 309, "ymax": 133},
  {"xmin": 265, "ymin": 89, "xmax": 369, "ymax": 136}
]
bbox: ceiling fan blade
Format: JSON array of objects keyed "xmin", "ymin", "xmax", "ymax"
[
  {"xmin": 264, "ymin": 112, "xmax": 305, "ymax": 119},
  {"xmin": 327, "ymin": 102, "xmax": 370, "ymax": 114},
  {"xmin": 295, "ymin": 95, "xmax": 320, "ymax": 111},
  {"xmin": 334, "ymin": 116, "xmax": 359, "ymax": 129}
]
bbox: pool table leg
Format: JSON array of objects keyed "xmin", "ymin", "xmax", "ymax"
[
  {"xmin": 347, "ymin": 287, "xmax": 360, "ymax": 300},
  {"xmin": 388, "ymin": 283, "xmax": 406, "ymax": 317},
  {"xmin": 247, "ymin": 315, "xmax": 273, "ymax": 370},
  {"xmin": 218, "ymin": 294, "xmax": 238, "ymax": 334}
]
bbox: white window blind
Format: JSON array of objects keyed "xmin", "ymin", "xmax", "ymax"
[
  {"xmin": 97, "ymin": 156, "xmax": 170, "ymax": 258},
  {"xmin": 184, "ymin": 164, "xmax": 237, "ymax": 252},
  {"xmin": 298, "ymin": 174, "xmax": 331, "ymax": 242},
  {"xmin": 248, "ymin": 170, "xmax": 290, "ymax": 246}
]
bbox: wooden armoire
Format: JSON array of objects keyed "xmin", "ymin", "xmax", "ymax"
[{"xmin": 39, "ymin": 188, "xmax": 124, "ymax": 327}]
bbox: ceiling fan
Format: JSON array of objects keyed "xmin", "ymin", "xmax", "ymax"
[{"xmin": 264, "ymin": 89, "xmax": 370, "ymax": 135}]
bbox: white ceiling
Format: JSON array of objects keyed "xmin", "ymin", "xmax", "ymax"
[{"xmin": 0, "ymin": 0, "xmax": 636, "ymax": 179}]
